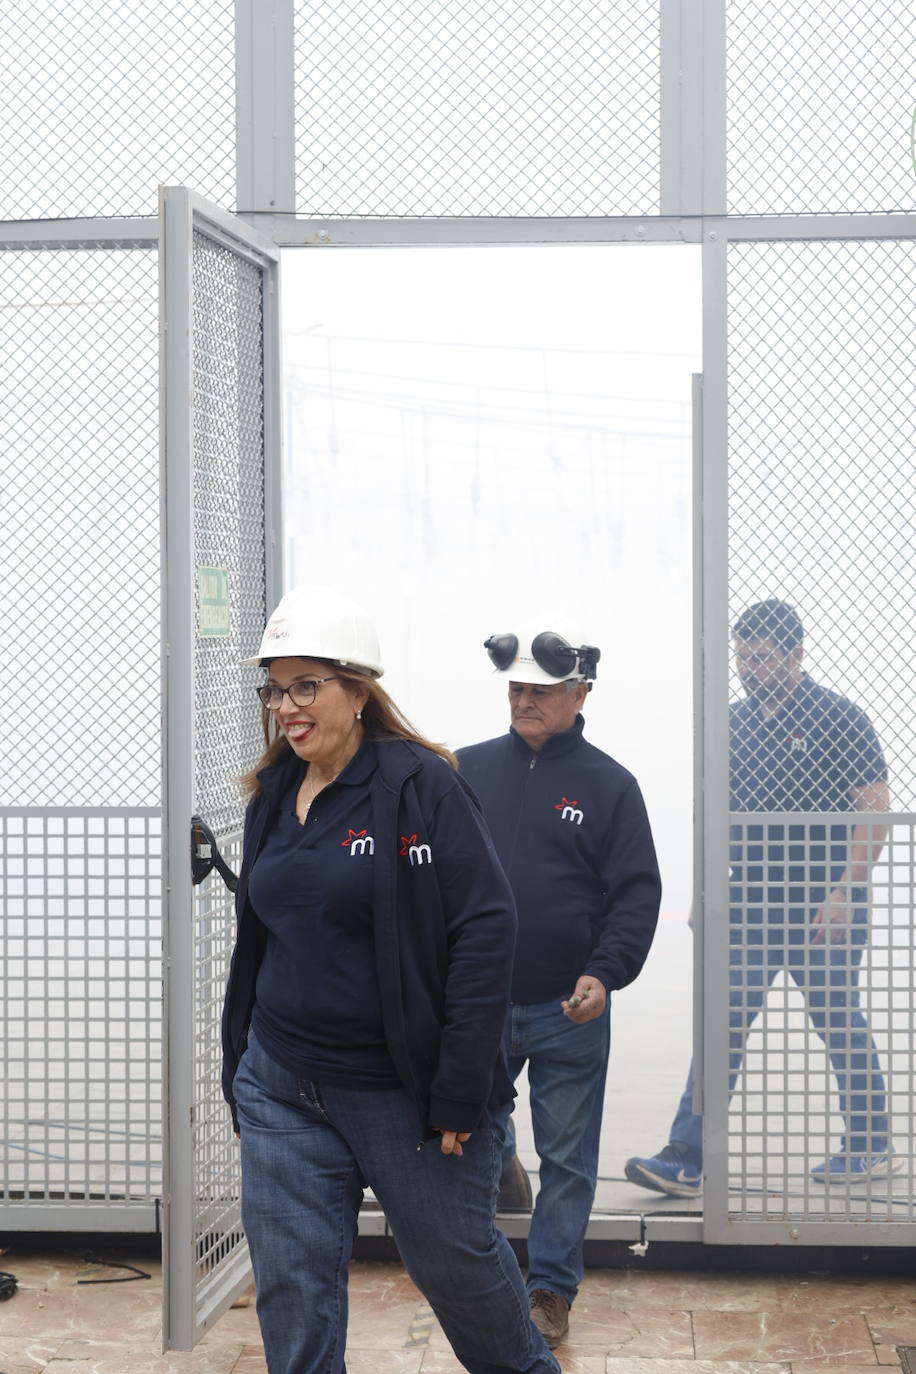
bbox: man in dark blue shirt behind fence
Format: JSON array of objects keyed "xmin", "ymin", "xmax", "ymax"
[
  {"xmin": 458, "ymin": 620, "xmax": 661, "ymax": 1350},
  {"xmin": 625, "ymin": 598, "xmax": 898, "ymax": 1197}
]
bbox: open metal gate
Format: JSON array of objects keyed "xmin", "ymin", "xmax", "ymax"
[
  {"xmin": 698, "ymin": 223, "xmax": 916, "ymax": 1246},
  {"xmin": 160, "ymin": 187, "xmax": 282, "ymax": 1349}
]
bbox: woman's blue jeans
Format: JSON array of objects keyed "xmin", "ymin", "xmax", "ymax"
[
  {"xmin": 500, "ymin": 998, "xmax": 611, "ymax": 1307},
  {"xmin": 669, "ymin": 903, "xmax": 889, "ymax": 1165},
  {"xmin": 234, "ymin": 1031, "xmax": 561, "ymax": 1374}
]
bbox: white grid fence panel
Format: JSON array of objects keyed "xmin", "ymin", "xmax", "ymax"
[
  {"xmin": 294, "ymin": 0, "xmax": 660, "ymax": 217},
  {"xmin": 723, "ymin": 238, "xmax": 916, "ymax": 1228},
  {"xmin": 0, "ymin": 243, "xmax": 162, "ymax": 1227},
  {"xmin": 726, "ymin": 817, "xmax": 914, "ymax": 1223},
  {"xmin": 0, "ymin": 810, "xmax": 162, "ymax": 1213}
]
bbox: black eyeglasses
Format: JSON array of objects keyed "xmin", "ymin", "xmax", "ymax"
[{"xmin": 256, "ymin": 676, "xmax": 338, "ymax": 710}]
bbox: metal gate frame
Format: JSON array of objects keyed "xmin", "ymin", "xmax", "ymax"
[
  {"xmin": 160, "ymin": 186, "xmax": 283, "ymax": 1349},
  {"xmin": 1, "ymin": 0, "xmax": 913, "ymax": 1333},
  {"xmin": 698, "ymin": 215, "xmax": 916, "ymax": 1247}
]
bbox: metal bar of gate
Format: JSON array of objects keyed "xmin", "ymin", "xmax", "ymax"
[
  {"xmin": 701, "ymin": 227, "xmax": 916, "ymax": 1247},
  {"xmin": 161, "ymin": 185, "xmax": 281, "ymax": 1351}
]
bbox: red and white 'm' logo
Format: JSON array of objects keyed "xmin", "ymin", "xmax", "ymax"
[
  {"xmin": 399, "ymin": 833, "xmax": 432, "ymax": 865},
  {"xmin": 341, "ymin": 828, "xmax": 374, "ymax": 856},
  {"xmin": 554, "ymin": 796, "xmax": 584, "ymax": 825}
]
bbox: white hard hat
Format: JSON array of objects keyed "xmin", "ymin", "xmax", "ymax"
[
  {"xmin": 483, "ymin": 618, "xmax": 600, "ymax": 685},
  {"xmin": 242, "ymin": 585, "xmax": 384, "ymax": 677}
]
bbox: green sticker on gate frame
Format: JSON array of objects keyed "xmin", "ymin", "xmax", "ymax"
[{"xmin": 198, "ymin": 566, "xmax": 231, "ymax": 638}]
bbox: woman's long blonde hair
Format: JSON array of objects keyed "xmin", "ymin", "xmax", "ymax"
[{"xmin": 240, "ymin": 661, "xmax": 456, "ymax": 797}]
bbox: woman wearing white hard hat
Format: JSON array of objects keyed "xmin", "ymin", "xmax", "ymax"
[{"xmin": 222, "ymin": 586, "xmax": 560, "ymax": 1374}]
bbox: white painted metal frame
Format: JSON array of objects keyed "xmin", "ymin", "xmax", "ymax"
[
  {"xmin": 698, "ymin": 217, "xmax": 916, "ymax": 1247},
  {"xmin": 0, "ymin": 0, "xmax": 912, "ymax": 1296},
  {"xmin": 160, "ymin": 186, "xmax": 283, "ymax": 1350},
  {"xmin": 0, "ymin": 227, "xmax": 161, "ymax": 1233}
]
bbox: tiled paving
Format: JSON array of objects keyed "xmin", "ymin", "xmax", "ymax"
[{"xmin": 0, "ymin": 1249, "xmax": 913, "ymax": 1374}]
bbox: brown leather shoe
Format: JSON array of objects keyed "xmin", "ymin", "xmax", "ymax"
[
  {"xmin": 529, "ymin": 1289, "xmax": 569, "ymax": 1348},
  {"xmin": 496, "ymin": 1151, "xmax": 533, "ymax": 1211}
]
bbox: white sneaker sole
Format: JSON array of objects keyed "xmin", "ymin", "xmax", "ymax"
[
  {"xmin": 812, "ymin": 1156, "xmax": 904, "ymax": 1184},
  {"xmin": 628, "ymin": 1163, "xmax": 703, "ymax": 1197}
]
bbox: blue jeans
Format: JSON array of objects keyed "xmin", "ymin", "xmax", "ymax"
[
  {"xmin": 501, "ymin": 998, "xmax": 610, "ymax": 1306},
  {"xmin": 669, "ymin": 904, "xmax": 889, "ymax": 1165},
  {"xmin": 234, "ymin": 1031, "xmax": 560, "ymax": 1374}
]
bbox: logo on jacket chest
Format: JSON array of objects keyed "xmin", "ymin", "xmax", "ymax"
[
  {"xmin": 400, "ymin": 833, "xmax": 432, "ymax": 865},
  {"xmin": 341, "ymin": 828, "xmax": 374, "ymax": 856},
  {"xmin": 554, "ymin": 795, "xmax": 584, "ymax": 825},
  {"xmin": 339, "ymin": 828, "xmax": 433, "ymax": 863}
]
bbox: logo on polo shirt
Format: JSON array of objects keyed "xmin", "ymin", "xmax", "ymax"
[
  {"xmin": 341, "ymin": 827, "xmax": 374, "ymax": 856},
  {"xmin": 788, "ymin": 731, "xmax": 808, "ymax": 754},
  {"xmin": 554, "ymin": 796, "xmax": 583, "ymax": 825},
  {"xmin": 400, "ymin": 833, "xmax": 432, "ymax": 865}
]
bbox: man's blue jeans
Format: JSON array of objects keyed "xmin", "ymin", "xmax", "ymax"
[
  {"xmin": 234, "ymin": 1031, "xmax": 561, "ymax": 1374},
  {"xmin": 669, "ymin": 903, "xmax": 889, "ymax": 1165},
  {"xmin": 501, "ymin": 998, "xmax": 610, "ymax": 1306}
]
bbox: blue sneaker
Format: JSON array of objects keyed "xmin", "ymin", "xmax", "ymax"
[
  {"xmin": 810, "ymin": 1151, "xmax": 902, "ymax": 1183},
  {"xmin": 624, "ymin": 1145, "xmax": 703, "ymax": 1197}
]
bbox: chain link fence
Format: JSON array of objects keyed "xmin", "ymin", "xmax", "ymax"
[
  {"xmin": 722, "ymin": 238, "xmax": 916, "ymax": 1226},
  {"xmin": 182, "ymin": 223, "xmax": 270, "ymax": 1317},
  {"xmin": 1, "ymin": 2, "xmax": 236, "ymax": 221},
  {"xmin": 293, "ymin": 0, "xmax": 660, "ymax": 217},
  {"xmin": 0, "ymin": 248, "xmax": 160, "ymax": 809},
  {"xmin": 191, "ymin": 231, "xmax": 268, "ymax": 835},
  {"xmin": 727, "ymin": 0, "xmax": 916, "ymax": 216},
  {"xmin": 0, "ymin": 244, "xmax": 162, "ymax": 1220}
]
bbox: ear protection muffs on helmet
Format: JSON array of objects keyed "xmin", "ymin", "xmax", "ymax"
[
  {"xmin": 484, "ymin": 631, "xmax": 601, "ymax": 681},
  {"xmin": 483, "ymin": 633, "xmax": 518, "ymax": 671}
]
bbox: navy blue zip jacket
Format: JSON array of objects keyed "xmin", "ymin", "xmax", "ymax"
[
  {"xmin": 457, "ymin": 716, "xmax": 661, "ymax": 1003},
  {"xmin": 221, "ymin": 736, "xmax": 517, "ymax": 1136}
]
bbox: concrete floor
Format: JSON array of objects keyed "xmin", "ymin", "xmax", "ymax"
[
  {"xmin": 1, "ymin": 1247, "xmax": 915, "ymax": 1373},
  {"xmin": 2, "ymin": 916, "xmax": 911, "ymax": 1371}
]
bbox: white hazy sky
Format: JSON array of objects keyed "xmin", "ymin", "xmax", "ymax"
[{"xmin": 281, "ymin": 243, "xmax": 702, "ymax": 914}]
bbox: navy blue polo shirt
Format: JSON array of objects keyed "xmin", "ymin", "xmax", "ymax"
[
  {"xmin": 729, "ymin": 675, "xmax": 887, "ymax": 911},
  {"xmin": 249, "ymin": 740, "xmax": 399, "ymax": 1086}
]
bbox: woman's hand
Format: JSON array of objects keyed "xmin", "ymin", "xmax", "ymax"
[{"xmin": 435, "ymin": 1129, "xmax": 472, "ymax": 1156}]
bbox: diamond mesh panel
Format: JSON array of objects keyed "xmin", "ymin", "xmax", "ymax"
[
  {"xmin": 0, "ymin": 247, "xmax": 160, "ymax": 808},
  {"xmin": 184, "ymin": 227, "xmax": 269, "ymax": 1304},
  {"xmin": 293, "ymin": 0, "xmax": 659, "ymax": 217},
  {"xmin": 0, "ymin": 811, "xmax": 162, "ymax": 1208},
  {"xmin": 721, "ymin": 239, "xmax": 915, "ymax": 1225},
  {"xmin": 1, "ymin": 3, "xmax": 236, "ymax": 220},
  {"xmin": 728, "ymin": 240, "xmax": 916, "ymax": 810},
  {"xmin": 727, "ymin": 0, "xmax": 916, "ymax": 215},
  {"xmin": 191, "ymin": 231, "xmax": 267, "ymax": 836},
  {"xmin": 192, "ymin": 832, "xmax": 246, "ymax": 1286}
]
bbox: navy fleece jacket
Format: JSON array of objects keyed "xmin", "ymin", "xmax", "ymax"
[
  {"xmin": 457, "ymin": 716, "xmax": 661, "ymax": 1003},
  {"xmin": 221, "ymin": 736, "xmax": 517, "ymax": 1137}
]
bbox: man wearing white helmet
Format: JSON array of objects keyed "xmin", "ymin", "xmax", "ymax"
[{"xmin": 458, "ymin": 623, "xmax": 661, "ymax": 1350}]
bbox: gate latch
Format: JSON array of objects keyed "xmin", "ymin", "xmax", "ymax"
[{"xmin": 191, "ymin": 814, "xmax": 239, "ymax": 893}]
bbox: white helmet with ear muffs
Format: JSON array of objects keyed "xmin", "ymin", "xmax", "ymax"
[
  {"xmin": 483, "ymin": 619, "xmax": 600, "ymax": 686},
  {"xmin": 242, "ymin": 584, "xmax": 384, "ymax": 676}
]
